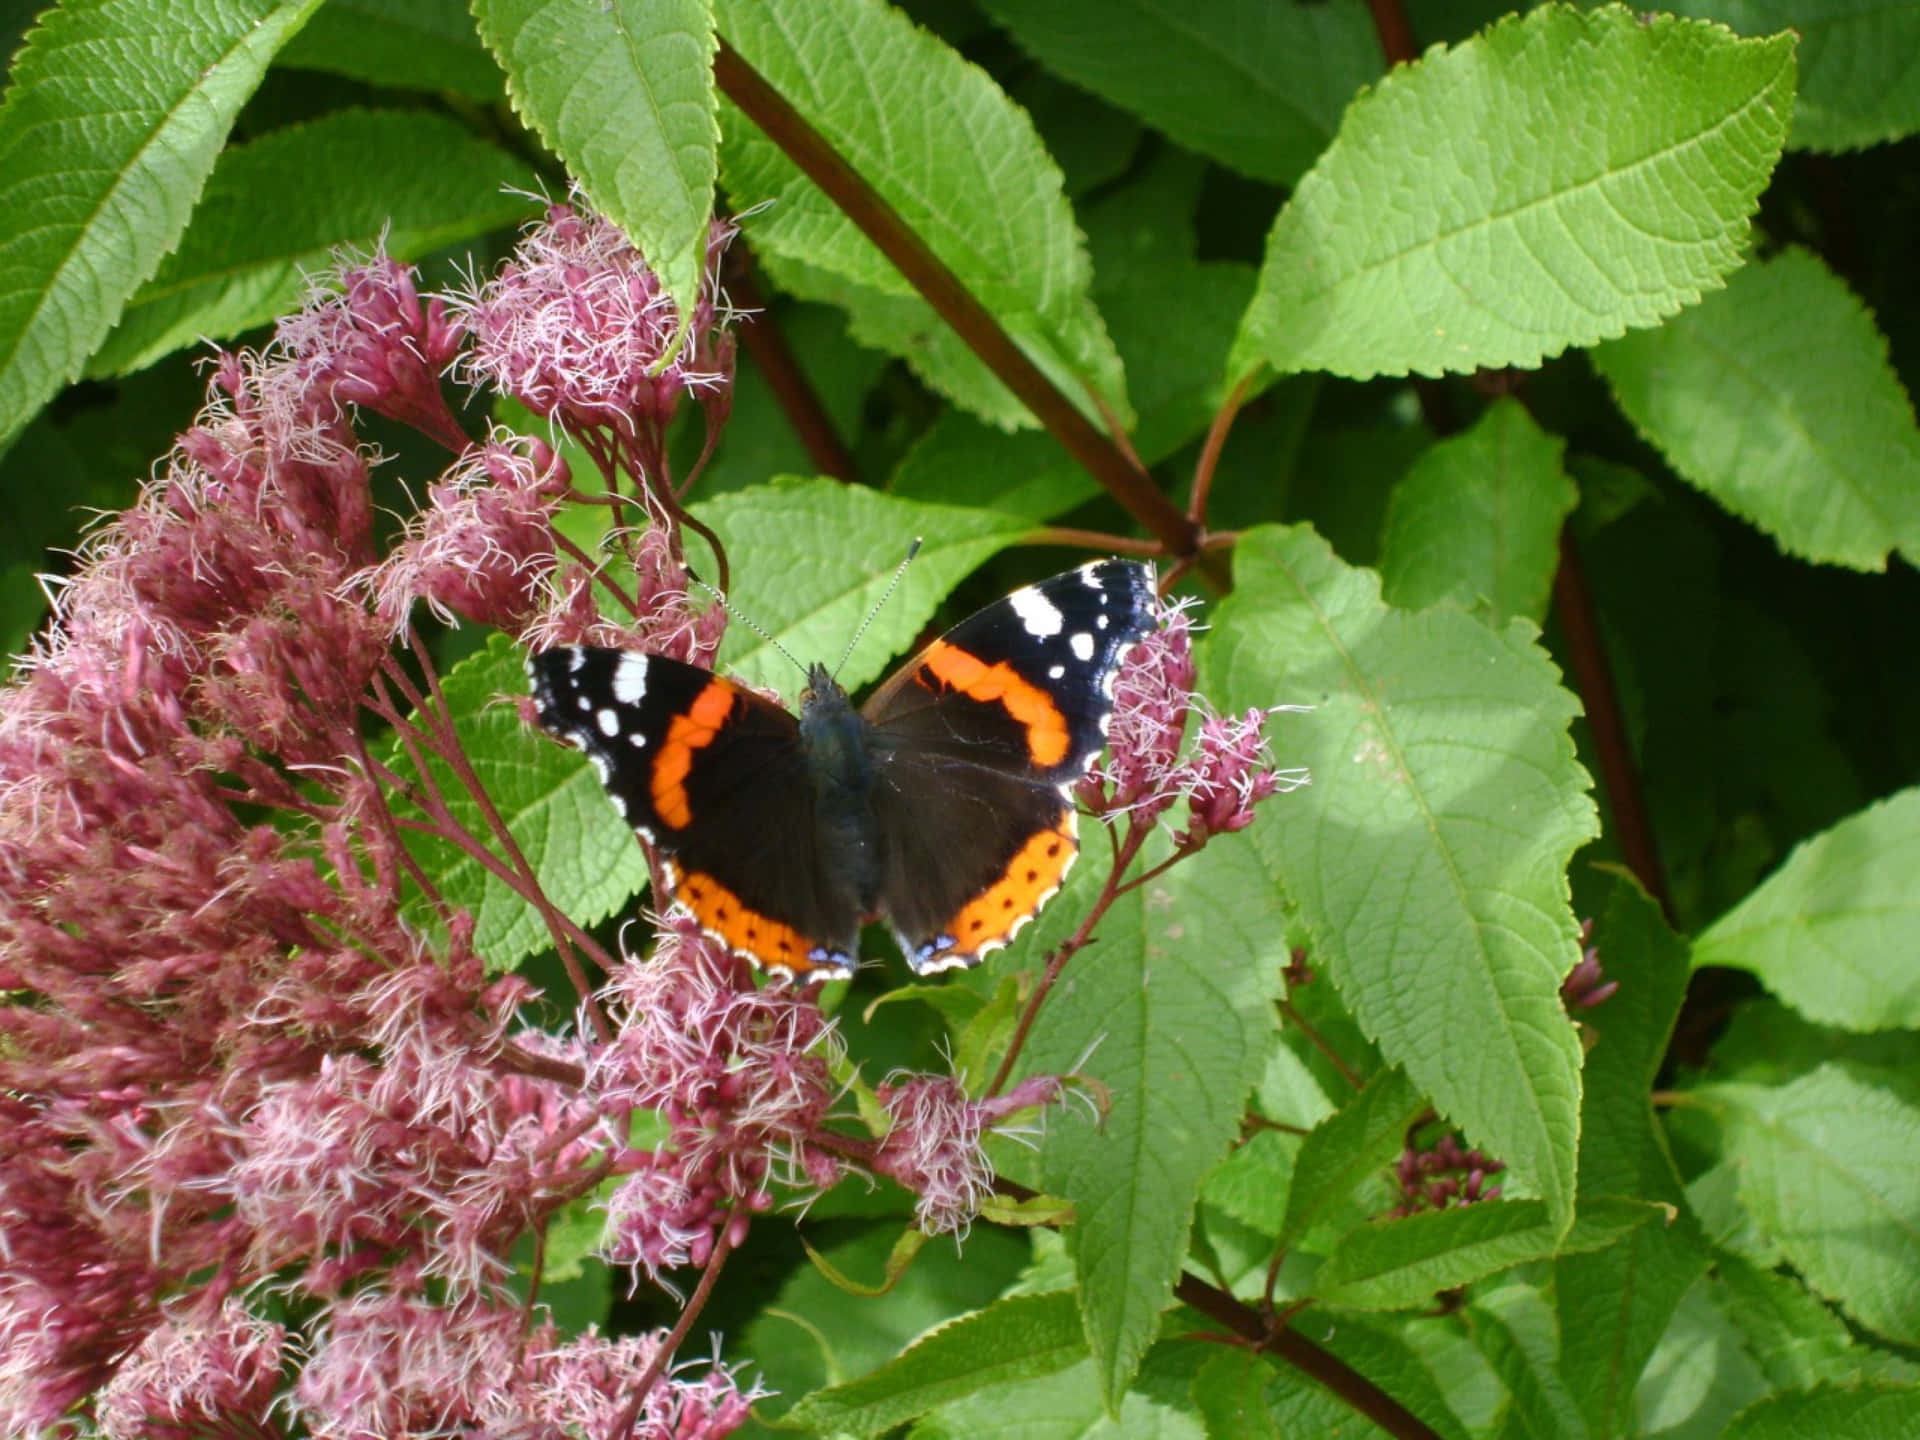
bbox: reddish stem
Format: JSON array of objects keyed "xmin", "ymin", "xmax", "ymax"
[
  {"xmin": 612, "ymin": 1224, "xmax": 738, "ymax": 1436},
  {"xmin": 1188, "ymin": 375, "xmax": 1252, "ymax": 527}
]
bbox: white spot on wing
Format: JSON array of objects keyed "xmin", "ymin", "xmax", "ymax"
[
  {"xmin": 596, "ymin": 708, "xmax": 620, "ymax": 737},
  {"xmin": 1009, "ymin": 585, "xmax": 1065, "ymax": 637},
  {"xmin": 1048, "ymin": 663, "xmax": 1065, "ymax": 679},
  {"xmin": 612, "ymin": 652, "xmax": 648, "ymax": 704},
  {"xmin": 1070, "ymin": 632, "xmax": 1095, "ymax": 662},
  {"xmin": 1079, "ymin": 562, "xmax": 1105, "ymax": 590},
  {"xmin": 567, "ymin": 648, "xmax": 587, "ymax": 673}
]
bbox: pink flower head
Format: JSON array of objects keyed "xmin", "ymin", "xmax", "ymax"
[
  {"xmin": 1175, "ymin": 709, "xmax": 1286, "ymax": 846},
  {"xmin": 95, "ymin": 1299, "xmax": 285, "ymax": 1440},
  {"xmin": 1561, "ymin": 918, "xmax": 1618, "ymax": 1011},
  {"xmin": 279, "ymin": 250, "xmax": 471, "ymax": 452},
  {"xmin": 521, "ymin": 520, "xmax": 726, "ymax": 665},
  {"xmin": 369, "ymin": 431, "xmax": 568, "ymax": 632},
  {"xmin": 870, "ymin": 1073, "xmax": 1065, "ymax": 1236},
  {"xmin": 451, "ymin": 202, "xmax": 738, "ymax": 469},
  {"xmin": 1390, "ymin": 1132, "xmax": 1504, "ymax": 1217},
  {"xmin": 501, "ymin": 1327, "xmax": 764, "ymax": 1440},
  {"xmin": 295, "ymin": 1292, "xmax": 524, "ymax": 1439},
  {"xmin": 1084, "ymin": 598, "xmax": 1196, "ymax": 820}
]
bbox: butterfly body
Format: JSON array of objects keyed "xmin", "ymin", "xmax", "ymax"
[{"xmin": 527, "ymin": 559, "xmax": 1157, "ymax": 982}]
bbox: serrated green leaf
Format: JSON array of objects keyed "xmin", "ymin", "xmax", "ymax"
[
  {"xmin": 1230, "ymin": 5, "xmax": 1795, "ymax": 382},
  {"xmin": 472, "ymin": 0, "xmax": 717, "ymax": 325},
  {"xmin": 1279, "ymin": 1066, "xmax": 1426, "ymax": 1252},
  {"xmin": 388, "ymin": 633, "xmax": 648, "ymax": 970},
  {"xmin": 891, "ymin": 414, "xmax": 1098, "ymax": 522},
  {"xmin": 1471, "ymin": 1285, "xmax": 1588, "ymax": 1440},
  {"xmin": 1706, "ymin": 1061, "xmax": 1920, "ymax": 1345},
  {"xmin": 690, "ymin": 476, "xmax": 1028, "ymax": 693},
  {"xmin": 1207, "ymin": 524, "xmax": 1595, "ymax": 1228},
  {"xmin": 1714, "ymin": 1249, "xmax": 1920, "ymax": 1391},
  {"xmin": 0, "ymin": 0, "xmax": 324, "ymax": 449},
  {"xmin": 1190, "ymin": 1348, "xmax": 1375, "ymax": 1440},
  {"xmin": 1633, "ymin": 1274, "xmax": 1771, "ymax": 1438},
  {"xmin": 1305, "ymin": 1310, "xmax": 1474, "ymax": 1440},
  {"xmin": 1592, "ymin": 247, "xmax": 1920, "ymax": 572},
  {"xmin": 1694, "ymin": 786, "xmax": 1920, "ymax": 1030},
  {"xmin": 1018, "ymin": 833, "xmax": 1284, "ymax": 1408},
  {"xmin": 1200, "ymin": 1128, "xmax": 1298, "ymax": 1239},
  {"xmin": 1379, "ymin": 398, "xmax": 1577, "ymax": 626},
  {"xmin": 1726, "ymin": 1384, "xmax": 1920, "ymax": 1440},
  {"xmin": 910, "ymin": 1356, "xmax": 1204, "ymax": 1440},
  {"xmin": 90, "ymin": 108, "xmax": 538, "ymax": 375},
  {"xmin": 1312, "ymin": 1197, "xmax": 1656, "ymax": 1311},
  {"xmin": 277, "ymin": 0, "xmax": 502, "ymax": 99},
  {"xmin": 714, "ymin": 0, "xmax": 1130, "ymax": 432},
  {"xmin": 1553, "ymin": 874, "xmax": 1710, "ymax": 1437},
  {"xmin": 1666, "ymin": 0, "xmax": 1920, "ymax": 153},
  {"xmin": 978, "ymin": 0, "xmax": 1381, "ymax": 187},
  {"xmin": 782, "ymin": 1291, "xmax": 1086, "ymax": 1437}
]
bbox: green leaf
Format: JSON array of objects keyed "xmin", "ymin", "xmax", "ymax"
[
  {"xmin": 90, "ymin": 109, "xmax": 538, "ymax": 375},
  {"xmin": 1666, "ymin": 0, "xmax": 1920, "ymax": 153},
  {"xmin": 1305, "ymin": 1310, "xmax": 1474, "ymax": 1440},
  {"xmin": 1592, "ymin": 247, "xmax": 1920, "ymax": 572},
  {"xmin": 472, "ymin": 0, "xmax": 717, "ymax": 325},
  {"xmin": 976, "ymin": 0, "xmax": 1383, "ymax": 187},
  {"xmin": 277, "ymin": 0, "xmax": 503, "ymax": 99},
  {"xmin": 0, "ymin": 0, "xmax": 324, "ymax": 450},
  {"xmin": 1725, "ymin": 1384, "xmax": 1920, "ymax": 1440},
  {"xmin": 1694, "ymin": 786, "xmax": 1920, "ymax": 1030},
  {"xmin": 1019, "ymin": 833, "xmax": 1283, "ymax": 1408},
  {"xmin": 1207, "ymin": 524, "xmax": 1596, "ymax": 1228},
  {"xmin": 1311, "ymin": 1197, "xmax": 1657, "ymax": 1311},
  {"xmin": 1279, "ymin": 1066, "xmax": 1426, "ymax": 1252},
  {"xmin": 1230, "ymin": 5, "xmax": 1796, "ymax": 382},
  {"xmin": 890, "ymin": 414, "xmax": 1098, "ymax": 522},
  {"xmin": 1552, "ymin": 874, "xmax": 1711, "ymax": 1437},
  {"xmin": 388, "ymin": 634, "xmax": 648, "ymax": 970},
  {"xmin": 1714, "ymin": 1249, "xmax": 1920, "ymax": 1391},
  {"xmin": 1379, "ymin": 398, "xmax": 1577, "ymax": 626},
  {"xmin": 690, "ymin": 476, "xmax": 1028, "ymax": 693},
  {"xmin": 1633, "ymin": 1274, "xmax": 1771, "ymax": 1439},
  {"xmin": 1200, "ymin": 1128, "xmax": 1298, "ymax": 1239},
  {"xmin": 714, "ymin": 0, "xmax": 1130, "ymax": 431},
  {"xmin": 1707, "ymin": 1061, "xmax": 1920, "ymax": 1345},
  {"xmin": 782, "ymin": 1291, "xmax": 1086, "ymax": 1437},
  {"xmin": 910, "ymin": 1356, "xmax": 1204, "ymax": 1440},
  {"xmin": 1190, "ymin": 1348, "xmax": 1383, "ymax": 1439},
  {"xmin": 1470, "ymin": 1284, "xmax": 1588, "ymax": 1440}
]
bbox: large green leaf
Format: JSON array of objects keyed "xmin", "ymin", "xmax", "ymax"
[
  {"xmin": 782, "ymin": 1291, "xmax": 1086, "ymax": 1437},
  {"xmin": 388, "ymin": 634, "xmax": 649, "ymax": 971},
  {"xmin": 976, "ymin": 0, "xmax": 1383, "ymax": 187},
  {"xmin": 714, "ymin": 0, "xmax": 1130, "ymax": 431},
  {"xmin": 1378, "ymin": 398, "xmax": 1576, "ymax": 627},
  {"xmin": 472, "ymin": 0, "xmax": 717, "ymax": 325},
  {"xmin": 1207, "ymin": 524, "xmax": 1595, "ymax": 1228},
  {"xmin": 1693, "ymin": 787, "xmax": 1920, "ymax": 1031},
  {"xmin": 1278, "ymin": 1066, "xmax": 1426, "ymax": 1252},
  {"xmin": 0, "ymin": 0, "xmax": 323, "ymax": 450},
  {"xmin": 1725, "ymin": 1383, "xmax": 1920, "ymax": 1440},
  {"xmin": 689, "ymin": 476, "xmax": 1030, "ymax": 693},
  {"xmin": 1667, "ymin": 0, "xmax": 1920, "ymax": 152},
  {"xmin": 1470, "ymin": 1284, "xmax": 1588, "ymax": 1440},
  {"xmin": 1017, "ymin": 833, "xmax": 1284, "ymax": 1408},
  {"xmin": 1593, "ymin": 248, "xmax": 1920, "ymax": 572},
  {"xmin": 1707, "ymin": 1062, "xmax": 1920, "ymax": 1345},
  {"xmin": 910, "ymin": 1356, "xmax": 1203, "ymax": 1440},
  {"xmin": 91, "ymin": 109, "xmax": 538, "ymax": 375},
  {"xmin": 1229, "ymin": 5, "xmax": 1795, "ymax": 382},
  {"xmin": 277, "ymin": 0, "xmax": 502, "ymax": 99}
]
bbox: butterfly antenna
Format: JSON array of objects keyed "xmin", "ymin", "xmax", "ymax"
[
  {"xmin": 687, "ymin": 572, "xmax": 809, "ymax": 681},
  {"xmin": 833, "ymin": 538, "xmax": 922, "ymax": 681}
]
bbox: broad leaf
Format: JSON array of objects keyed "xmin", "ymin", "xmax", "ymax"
[
  {"xmin": 909, "ymin": 1356, "xmax": 1203, "ymax": 1440},
  {"xmin": 1593, "ymin": 248, "xmax": 1920, "ymax": 572},
  {"xmin": 1019, "ymin": 833, "xmax": 1284, "ymax": 1408},
  {"xmin": 1725, "ymin": 1383, "xmax": 1920, "ymax": 1440},
  {"xmin": 977, "ymin": 0, "xmax": 1383, "ymax": 187},
  {"xmin": 1191, "ymin": 1348, "xmax": 1385, "ymax": 1439},
  {"xmin": 1230, "ymin": 5, "xmax": 1795, "ymax": 382},
  {"xmin": 277, "ymin": 0, "xmax": 501, "ymax": 99},
  {"xmin": 1707, "ymin": 1062, "xmax": 1920, "ymax": 1345},
  {"xmin": 782, "ymin": 1291, "xmax": 1086, "ymax": 1437},
  {"xmin": 1379, "ymin": 398, "xmax": 1577, "ymax": 626},
  {"xmin": 389, "ymin": 634, "xmax": 648, "ymax": 970},
  {"xmin": 1694, "ymin": 786, "xmax": 1920, "ymax": 1031},
  {"xmin": 0, "ymin": 0, "xmax": 323, "ymax": 449},
  {"xmin": 689, "ymin": 476, "xmax": 1029, "ymax": 693},
  {"xmin": 91, "ymin": 109, "xmax": 537, "ymax": 375},
  {"xmin": 1470, "ymin": 1284, "xmax": 1588, "ymax": 1440},
  {"xmin": 1667, "ymin": 0, "xmax": 1920, "ymax": 153},
  {"xmin": 1714, "ymin": 1249, "xmax": 1920, "ymax": 1390},
  {"xmin": 1208, "ymin": 524, "xmax": 1596, "ymax": 1227},
  {"xmin": 473, "ymin": 0, "xmax": 717, "ymax": 326},
  {"xmin": 1278, "ymin": 1066, "xmax": 1426, "ymax": 1252},
  {"xmin": 714, "ymin": 0, "xmax": 1130, "ymax": 431}
]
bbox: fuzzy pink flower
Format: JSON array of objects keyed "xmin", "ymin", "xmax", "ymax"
[
  {"xmin": 1085, "ymin": 598, "xmax": 1196, "ymax": 820},
  {"xmin": 496, "ymin": 1327, "xmax": 764, "ymax": 1440},
  {"xmin": 870, "ymin": 1073, "xmax": 1065, "ymax": 1236},
  {"xmin": 521, "ymin": 520, "xmax": 726, "ymax": 665},
  {"xmin": 94, "ymin": 1299, "xmax": 285, "ymax": 1440},
  {"xmin": 295, "ymin": 1293, "xmax": 525, "ymax": 1439}
]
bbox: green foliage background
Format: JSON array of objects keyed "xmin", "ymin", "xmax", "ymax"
[{"xmin": 5, "ymin": 1, "xmax": 1920, "ymax": 1436}]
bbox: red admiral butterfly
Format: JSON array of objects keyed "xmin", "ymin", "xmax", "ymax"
[{"xmin": 527, "ymin": 559, "xmax": 1157, "ymax": 982}]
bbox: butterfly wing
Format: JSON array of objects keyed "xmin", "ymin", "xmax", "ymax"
[
  {"xmin": 527, "ymin": 647, "xmax": 861, "ymax": 980},
  {"xmin": 862, "ymin": 560, "xmax": 1157, "ymax": 972}
]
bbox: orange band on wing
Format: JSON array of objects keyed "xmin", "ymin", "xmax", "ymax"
[
  {"xmin": 919, "ymin": 641, "xmax": 1070, "ymax": 766},
  {"xmin": 945, "ymin": 813, "xmax": 1078, "ymax": 953},
  {"xmin": 672, "ymin": 866, "xmax": 844, "ymax": 978},
  {"xmin": 650, "ymin": 679, "xmax": 736, "ymax": 829}
]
